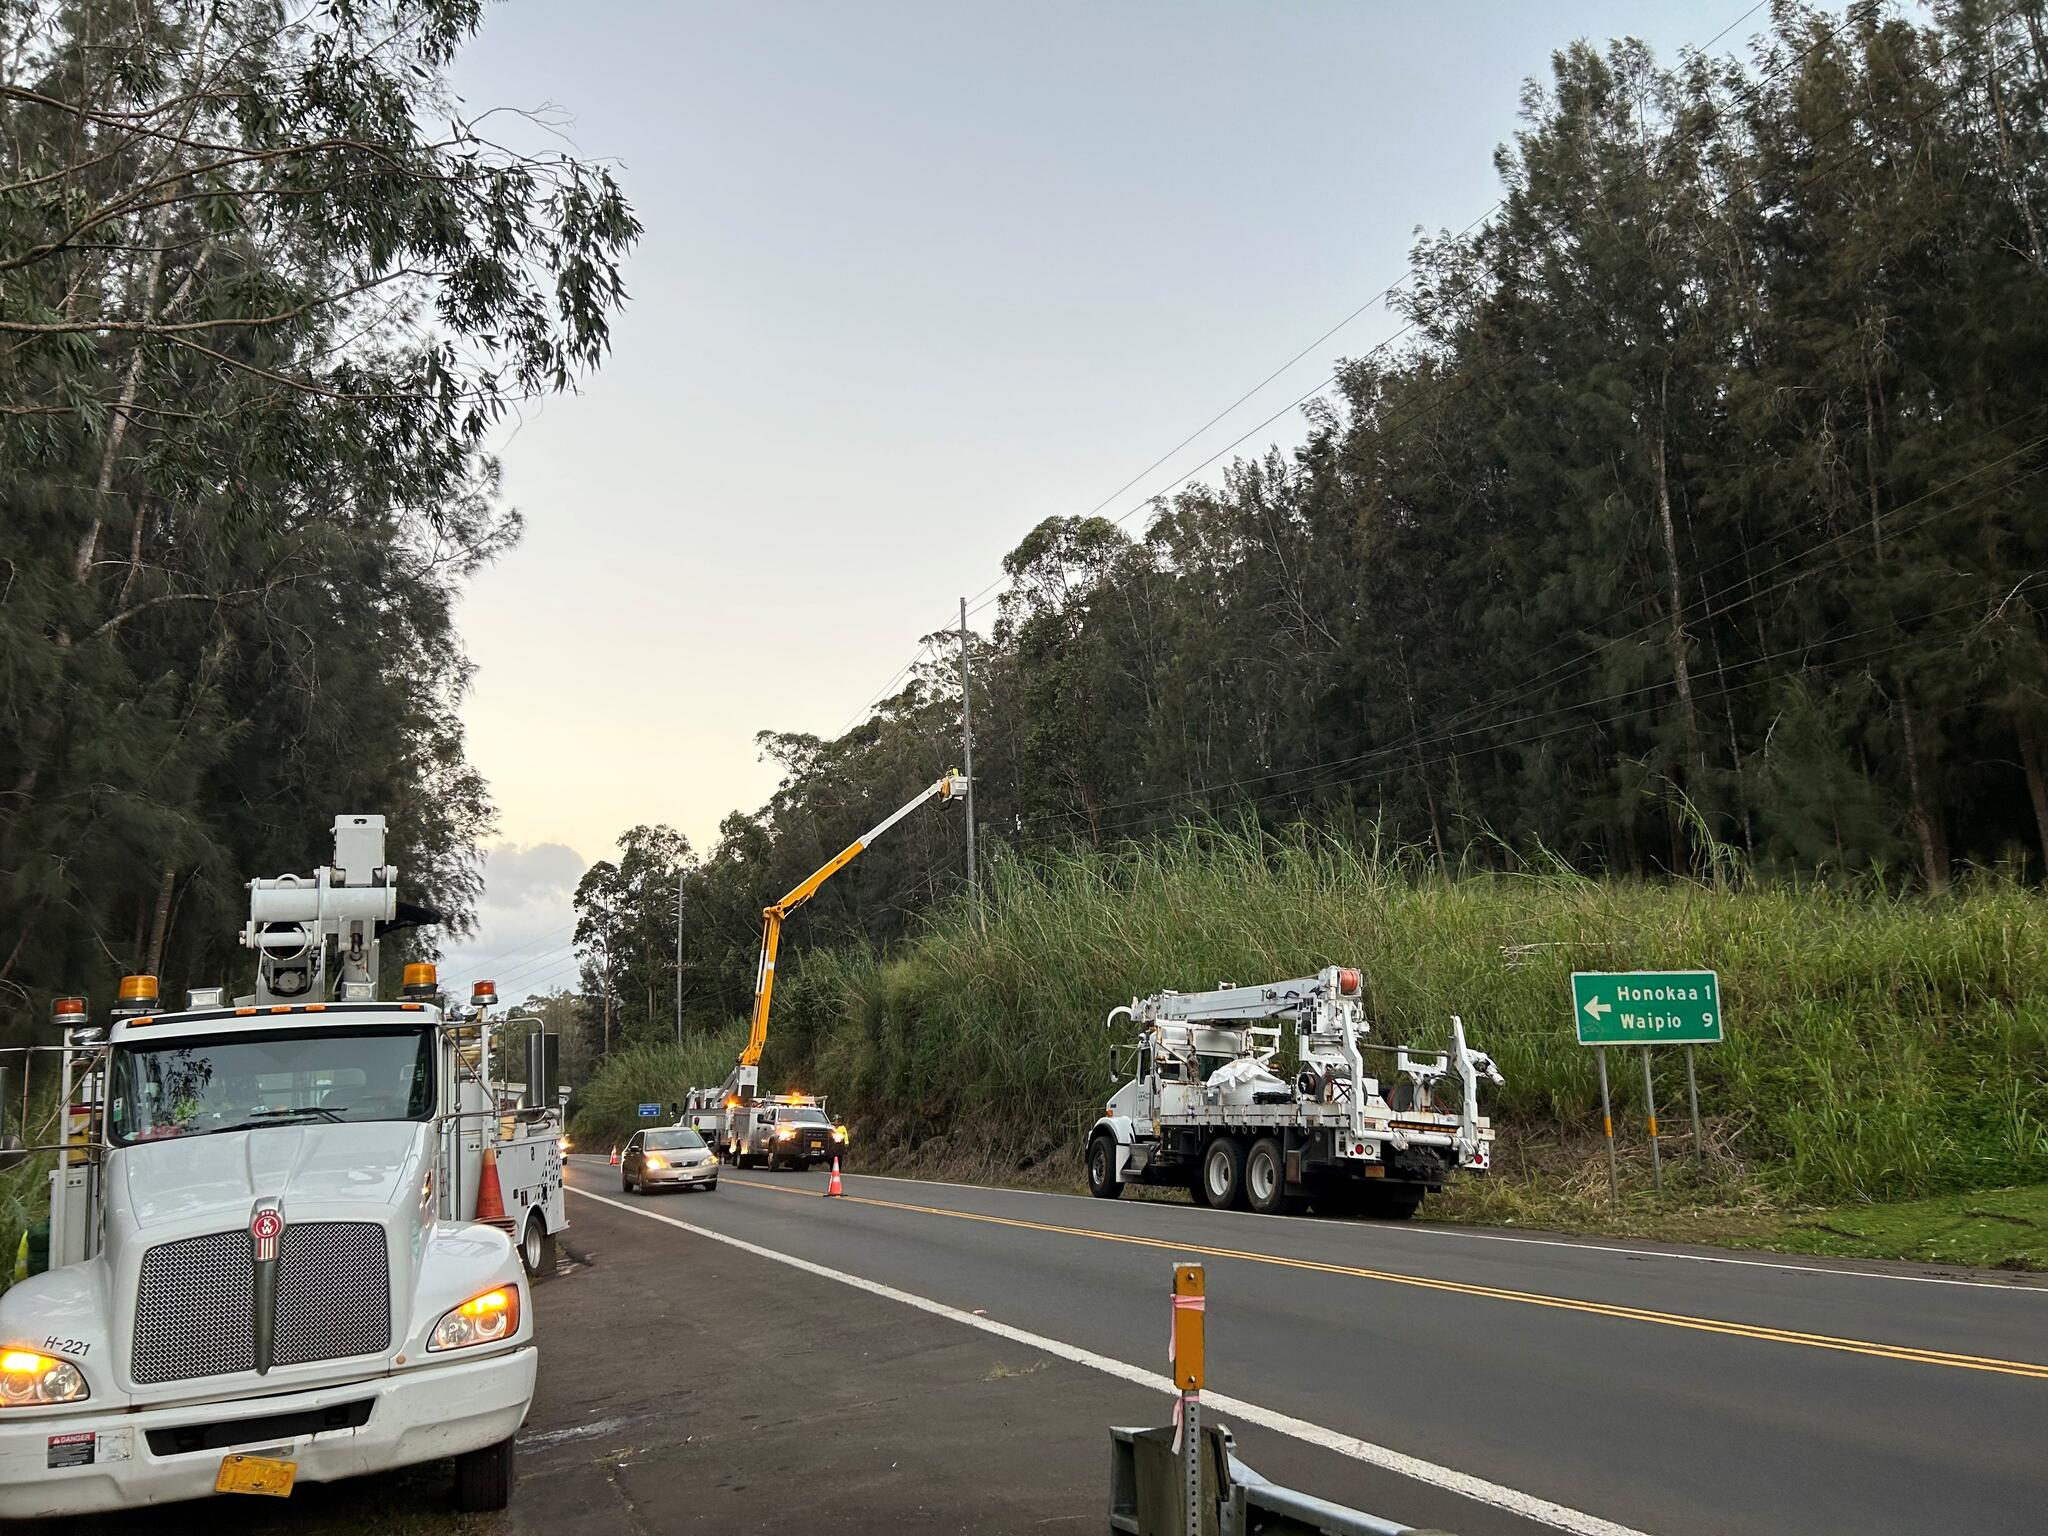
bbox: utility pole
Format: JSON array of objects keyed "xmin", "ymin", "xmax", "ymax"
[
  {"xmin": 959, "ymin": 596, "xmax": 977, "ymax": 896},
  {"xmin": 684, "ymin": 860, "xmax": 692, "ymax": 1056}
]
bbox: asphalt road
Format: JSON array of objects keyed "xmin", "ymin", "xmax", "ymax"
[{"xmin": 559, "ymin": 1154, "xmax": 2048, "ymax": 1536}]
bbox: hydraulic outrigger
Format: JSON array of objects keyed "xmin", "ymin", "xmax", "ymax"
[{"xmin": 689, "ymin": 772, "xmax": 968, "ymax": 1155}]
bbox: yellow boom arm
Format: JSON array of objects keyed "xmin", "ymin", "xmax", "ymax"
[{"xmin": 737, "ymin": 771, "xmax": 968, "ymax": 1072}]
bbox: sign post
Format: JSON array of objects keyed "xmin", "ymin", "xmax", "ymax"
[
  {"xmin": 1686, "ymin": 1045, "xmax": 1703, "ymax": 1158},
  {"xmin": 1640, "ymin": 1046, "xmax": 1662, "ymax": 1191},
  {"xmin": 1596, "ymin": 1048, "xmax": 1618, "ymax": 1202},
  {"xmin": 1573, "ymin": 971, "xmax": 1722, "ymax": 1198}
]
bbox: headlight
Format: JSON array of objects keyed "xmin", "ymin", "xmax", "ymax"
[
  {"xmin": 0, "ymin": 1351, "xmax": 88, "ymax": 1406},
  {"xmin": 428, "ymin": 1287, "xmax": 520, "ymax": 1352},
  {"xmin": 775, "ymin": 1127, "xmax": 795, "ymax": 1138},
  {"xmin": 646, "ymin": 1154, "xmax": 668, "ymax": 1169},
  {"xmin": 558, "ymin": 1136, "xmax": 571, "ymax": 1152}
]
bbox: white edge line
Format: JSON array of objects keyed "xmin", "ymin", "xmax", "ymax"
[{"xmin": 570, "ymin": 1185, "xmax": 1652, "ymax": 1536}]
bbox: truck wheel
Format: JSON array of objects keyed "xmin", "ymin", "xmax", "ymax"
[
  {"xmin": 1199, "ymin": 1136, "xmax": 1248, "ymax": 1210},
  {"xmin": 453, "ymin": 1435, "xmax": 515, "ymax": 1511},
  {"xmin": 1244, "ymin": 1137, "xmax": 1293, "ymax": 1215},
  {"xmin": 520, "ymin": 1216, "xmax": 551, "ymax": 1277},
  {"xmin": 1086, "ymin": 1134, "xmax": 1122, "ymax": 1199},
  {"xmin": 619, "ymin": 1165, "xmax": 630, "ymax": 1193}
]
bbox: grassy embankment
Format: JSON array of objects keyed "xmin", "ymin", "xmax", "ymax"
[{"xmin": 573, "ymin": 830, "xmax": 2048, "ymax": 1268}]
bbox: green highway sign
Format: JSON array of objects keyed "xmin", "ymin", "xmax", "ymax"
[{"xmin": 1571, "ymin": 970, "xmax": 1722, "ymax": 1046}]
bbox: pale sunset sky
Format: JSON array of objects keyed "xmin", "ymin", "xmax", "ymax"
[{"xmin": 436, "ymin": 1, "xmax": 1784, "ymax": 995}]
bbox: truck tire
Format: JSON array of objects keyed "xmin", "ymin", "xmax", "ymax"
[
  {"xmin": 1243, "ymin": 1137, "xmax": 1293, "ymax": 1215},
  {"xmin": 453, "ymin": 1435, "xmax": 515, "ymax": 1511},
  {"xmin": 519, "ymin": 1215, "xmax": 553, "ymax": 1277},
  {"xmin": 1199, "ymin": 1136, "xmax": 1248, "ymax": 1210},
  {"xmin": 1086, "ymin": 1133, "xmax": 1122, "ymax": 1199}
]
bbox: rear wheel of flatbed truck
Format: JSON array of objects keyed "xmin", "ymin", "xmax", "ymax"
[
  {"xmin": 1244, "ymin": 1136, "xmax": 1296, "ymax": 1215},
  {"xmin": 1199, "ymin": 1135, "xmax": 1248, "ymax": 1210},
  {"xmin": 453, "ymin": 1435, "xmax": 515, "ymax": 1511},
  {"xmin": 1086, "ymin": 1133, "xmax": 1121, "ymax": 1198}
]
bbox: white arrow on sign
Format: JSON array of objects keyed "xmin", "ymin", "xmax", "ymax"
[{"xmin": 1583, "ymin": 997, "xmax": 1612, "ymax": 1021}]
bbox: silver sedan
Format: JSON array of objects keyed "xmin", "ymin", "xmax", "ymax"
[{"xmin": 621, "ymin": 1127, "xmax": 719, "ymax": 1194}]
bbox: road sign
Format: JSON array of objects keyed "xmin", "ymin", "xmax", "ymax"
[
  {"xmin": 1572, "ymin": 970, "xmax": 1722, "ymax": 1045},
  {"xmin": 637, "ymin": 1102, "xmax": 661, "ymax": 1118}
]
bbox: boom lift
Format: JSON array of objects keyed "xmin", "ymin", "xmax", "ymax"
[
  {"xmin": 690, "ymin": 771, "xmax": 968, "ymax": 1160},
  {"xmin": 1086, "ymin": 966, "xmax": 1503, "ymax": 1219}
]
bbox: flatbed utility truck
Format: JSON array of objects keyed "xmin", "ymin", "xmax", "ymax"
[
  {"xmin": 1086, "ymin": 967, "xmax": 1503, "ymax": 1219},
  {"xmin": 0, "ymin": 815, "xmax": 562, "ymax": 1517},
  {"xmin": 691, "ymin": 771, "xmax": 966, "ymax": 1161}
]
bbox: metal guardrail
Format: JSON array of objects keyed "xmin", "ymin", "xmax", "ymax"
[{"xmin": 1109, "ymin": 1424, "xmax": 1449, "ymax": 1536}]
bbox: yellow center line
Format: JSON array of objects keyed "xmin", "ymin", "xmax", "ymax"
[{"xmin": 709, "ymin": 1175, "xmax": 2048, "ymax": 1382}]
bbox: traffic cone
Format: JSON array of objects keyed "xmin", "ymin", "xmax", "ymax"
[
  {"xmin": 609, "ymin": 1144, "xmax": 619, "ymax": 1166},
  {"xmin": 825, "ymin": 1157, "xmax": 844, "ymax": 1198},
  {"xmin": 476, "ymin": 1146, "xmax": 514, "ymax": 1232}
]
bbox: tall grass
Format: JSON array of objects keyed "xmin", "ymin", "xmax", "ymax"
[{"xmin": 577, "ymin": 829, "xmax": 2048, "ymax": 1205}]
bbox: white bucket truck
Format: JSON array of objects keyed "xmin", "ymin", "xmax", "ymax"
[
  {"xmin": 0, "ymin": 815, "xmax": 561, "ymax": 1516},
  {"xmin": 1086, "ymin": 966, "xmax": 1503, "ymax": 1219}
]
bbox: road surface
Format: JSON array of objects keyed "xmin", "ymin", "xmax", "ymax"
[{"xmin": 551, "ymin": 1154, "xmax": 2047, "ymax": 1536}]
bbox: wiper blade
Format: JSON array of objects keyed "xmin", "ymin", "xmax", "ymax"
[{"xmin": 247, "ymin": 1106, "xmax": 346, "ymax": 1124}]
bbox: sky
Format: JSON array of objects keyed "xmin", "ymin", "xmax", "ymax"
[{"xmin": 435, "ymin": 0, "xmax": 1776, "ymax": 997}]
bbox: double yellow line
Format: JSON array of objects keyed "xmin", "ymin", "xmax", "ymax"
[{"xmin": 720, "ymin": 1176, "xmax": 2048, "ymax": 1382}]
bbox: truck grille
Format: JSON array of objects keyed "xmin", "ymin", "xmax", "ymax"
[{"xmin": 133, "ymin": 1223, "xmax": 392, "ymax": 1384}]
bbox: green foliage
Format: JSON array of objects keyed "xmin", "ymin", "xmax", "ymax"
[
  {"xmin": 764, "ymin": 831, "xmax": 2048, "ymax": 1207},
  {"xmin": 0, "ymin": 0, "xmax": 638, "ymax": 1037},
  {"xmin": 569, "ymin": 1033, "xmax": 745, "ymax": 1150}
]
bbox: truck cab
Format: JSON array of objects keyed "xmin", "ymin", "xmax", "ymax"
[{"xmin": 0, "ymin": 815, "xmax": 548, "ymax": 1517}]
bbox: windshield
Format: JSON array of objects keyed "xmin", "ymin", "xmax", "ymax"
[
  {"xmin": 777, "ymin": 1107, "xmax": 830, "ymax": 1125},
  {"xmin": 110, "ymin": 1027, "xmax": 436, "ymax": 1143},
  {"xmin": 644, "ymin": 1129, "xmax": 706, "ymax": 1151}
]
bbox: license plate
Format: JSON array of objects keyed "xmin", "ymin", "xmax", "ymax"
[{"xmin": 216, "ymin": 1453, "xmax": 296, "ymax": 1497}]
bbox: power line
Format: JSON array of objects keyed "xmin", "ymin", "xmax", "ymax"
[
  {"xmin": 1022, "ymin": 444, "xmax": 2048, "ymax": 833},
  {"xmin": 926, "ymin": 0, "xmax": 1875, "ymax": 639}
]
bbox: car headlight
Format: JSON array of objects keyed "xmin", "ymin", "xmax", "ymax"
[
  {"xmin": 775, "ymin": 1127, "xmax": 795, "ymax": 1138},
  {"xmin": 428, "ymin": 1287, "xmax": 520, "ymax": 1352},
  {"xmin": 0, "ymin": 1351, "xmax": 88, "ymax": 1406},
  {"xmin": 646, "ymin": 1154, "xmax": 668, "ymax": 1169}
]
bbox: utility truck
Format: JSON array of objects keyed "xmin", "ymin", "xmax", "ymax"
[
  {"xmin": 720, "ymin": 1092, "xmax": 847, "ymax": 1171},
  {"xmin": 1086, "ymin": 967, "xmax": 1503, "ymax": 1219},
  {"xmin": 690, "ymin": 770, "xmax": 966, "ymax": 1161},
  {"xmin": 0, "ymin": 814, "xmax": 562, "ymax": 1517}
]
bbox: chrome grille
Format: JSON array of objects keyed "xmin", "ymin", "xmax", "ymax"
[
  {"xmin": 275, "ymin": 1223, "xmax": 390, "ymax": 1366},
  {"xmin": 132, "ymin": 1222, "xmax": 391, "ymax": 1385},
  {"xmin": 134, "ymin": 1229, "xmax": 254, "ymax": 1383}
]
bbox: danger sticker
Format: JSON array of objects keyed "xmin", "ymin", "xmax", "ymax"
[{"xmin": 47, "ymin": 1430, "xmax": 95, "ymax": 1468}]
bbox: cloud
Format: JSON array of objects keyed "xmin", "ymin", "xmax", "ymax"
[
  {"xmin": 477, "ymin": 841, "xmax": 585, "ymax": 908},
  {"xmin": 439, "ymin": 840, "xmax": 588, "ymax": 997}
]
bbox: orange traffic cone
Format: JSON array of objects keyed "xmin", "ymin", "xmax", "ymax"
[
  {"xmin": 826, "ymin": 1157, "xmax": 845, "ymax": 1197},
  {"xmin": 609, "ymin": 1144, "xmax": 619, "ymax": 1166},
  {"xmin": 477, "ymin": 1146, "xmax": 513, "ymax": 1232}
]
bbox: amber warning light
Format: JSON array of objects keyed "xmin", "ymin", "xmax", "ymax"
[{"xmin": 118, "ymin": 974, "xmax": 159, "ymax": 1004}]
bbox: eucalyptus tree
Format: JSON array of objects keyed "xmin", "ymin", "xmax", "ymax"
[{"xmin": 0, "ymin": 0, "xmax": 638, "ymax": 1026}]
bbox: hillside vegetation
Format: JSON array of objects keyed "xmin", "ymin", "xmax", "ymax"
[{"xmin": 574, "ymin": 831, "xmax": 2048, "ymax": 1213}]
